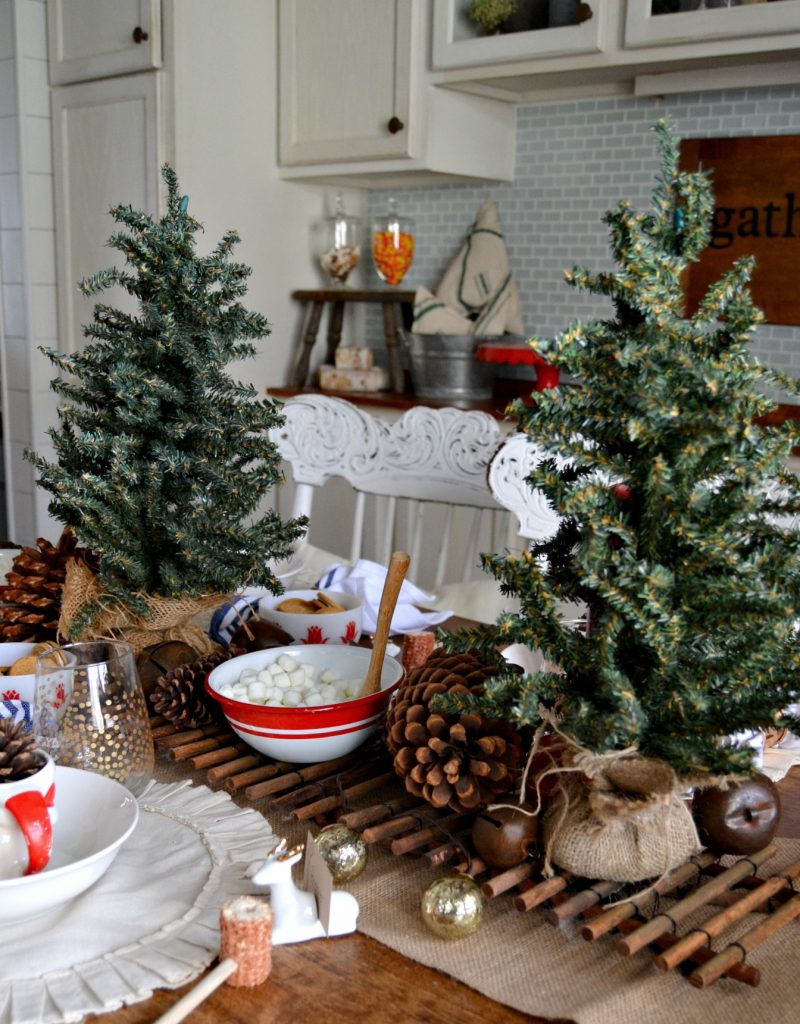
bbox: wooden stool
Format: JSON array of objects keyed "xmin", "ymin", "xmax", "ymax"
[{"xmin": 289, "ymin": 288, "xmax": 415, "ymax": 393}]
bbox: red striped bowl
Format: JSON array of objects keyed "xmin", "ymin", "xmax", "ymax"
[{"xmin": 205, "ymin": 645, "xmax": 404, "ymax": 763}]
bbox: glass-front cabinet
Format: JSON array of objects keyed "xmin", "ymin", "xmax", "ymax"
[
  {"xmin": 432, "ymin": 1, "xmax": 613, "ymax": 69},
  {"xmin": 625, "ymin": 0, "xmax": 800, "ymax": 49},
  {"xmin": 429, "ymin": 0, "xmax": 800, "ymax": 104}
]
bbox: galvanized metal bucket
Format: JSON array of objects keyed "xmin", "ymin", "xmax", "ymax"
[{"xmin": 401, "ymin": 332, "xmax": 496, "ymax": 403}]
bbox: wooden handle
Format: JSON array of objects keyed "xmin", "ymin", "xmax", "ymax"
[
  {"xmin": 153, "ymin": 958, "xmax": 237, "ymax": 1024},
  {"xmin": 361, "ymin": 551, "xmax": 410, "ymax": 697}
]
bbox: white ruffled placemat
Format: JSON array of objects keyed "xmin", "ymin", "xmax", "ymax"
[{"xmin": 0, "ymin": 780, "xmax": 275, "ymax": 1024}]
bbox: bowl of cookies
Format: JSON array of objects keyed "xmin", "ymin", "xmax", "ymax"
[
  {"xmin": 0, "ymin": 642, "xmax": 55, "ymax": 703},
  {"xmin": 0, "ymin": 641, "xmax": 58, "ymax": 728},
  {"xmin": 257, "ymin": 589, "xmax": 362, "ymax": 646}
]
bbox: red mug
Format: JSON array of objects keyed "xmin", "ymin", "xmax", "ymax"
[{"xmin": 0, "ymin": 753, "xmax": 57, "ymax": 878}]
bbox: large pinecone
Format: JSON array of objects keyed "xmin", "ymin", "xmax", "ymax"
[
  {"xmin": 0, "ymin": 532, "xmax": 82, "ymax": 643},
  {"xmin": 150, "ymin": 646, "xmax": 245, "ymax": 728},
  {"xmin": 385, "ymin": 650, "xmax": 524, "ymax": 813},
  {"xmin": 0, "ymin": 720, "xmax": 46, "ymax": 782}
]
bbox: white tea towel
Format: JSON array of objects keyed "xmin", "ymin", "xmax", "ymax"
[
  {"xmin": 411, "ymin": 285, "xmax": 475, "ymax": 335},
  {"xmin": 434, "ymin": 198, "xmax": 524, "ymax": 336},
  {"xmin": 317, "ymin": 559, "xmax": 452, "ymax": 635}
]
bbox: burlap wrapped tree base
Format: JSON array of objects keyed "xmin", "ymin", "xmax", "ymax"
[
  {"xmin": 58, "ymin": 557, "xmax": 222, "ymax": 657},
  {"xmin": 540, "ymin": 750, "xmax": 702, "ymax": 883}
]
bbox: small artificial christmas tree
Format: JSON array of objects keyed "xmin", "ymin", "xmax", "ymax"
[
  {"xmin": 444, "ymin": 119, "xmax": 800, "ymax": 781},
  {"xmin": 27, "ymin": 167, "xmax": 305, "ymax": 645}
]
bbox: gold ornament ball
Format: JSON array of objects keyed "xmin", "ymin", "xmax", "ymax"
[
  {"xmin": 315, "ymin": 825, "xmax": 368, "ymax": 884},
  {"xmin": 420, "ymin": 874, "xmax": 485, "ymax": 940}
]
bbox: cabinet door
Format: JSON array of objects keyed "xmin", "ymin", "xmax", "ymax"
[
  {"xmin": 52, "ymin": 73, "xmax": 163, "ymax": 353},
  {"xmin": 47, "ymin": 0, "xmax": 161, "ymax": 84},
  {"xmin": 432, "ymin": 0, "xmax": 608, "ymax": 69},
  {"xmin": 278, "ymin": 0, "xmax": 415, "ymax": 165},
  {"xmin": 625, "ymin": 1, "xmax": 800, "ymax": 49}
]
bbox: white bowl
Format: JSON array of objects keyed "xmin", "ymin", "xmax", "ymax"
[
  {"xmin": 0, "ymin": 642, "xmax": 38, "ymax": 703},
  {"xmin": 257, "ymin": 589, "xmax": 363, "ymax": 645},
  {"xmin": 206, "ymin": 644, "xmax": 403, "ymax": 763},
  {"xmin": 0, "ymin": 766, "xmax": 139, "ymax": 922}
]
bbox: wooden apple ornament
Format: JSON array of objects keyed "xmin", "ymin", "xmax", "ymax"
[
  {"xmin": 692, "ymin": 774, "xmax": 781, "ymax": 856},
  {"xmin": 471, "ymin": 803, "xmax": 538, "ymax": 869}
]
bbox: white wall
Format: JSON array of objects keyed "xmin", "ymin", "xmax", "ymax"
[
  {"xmin": 0, "ymin": 0, "xmax": 60, "ymax": 544},
  {"xmin": 168, "ymin": 0, "xmax": 366, "ymax": 395},
  {"xmin": 1, "ymin": 0, "xmax": 366, "ymax": 543}
]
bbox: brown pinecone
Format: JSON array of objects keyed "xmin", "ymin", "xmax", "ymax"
[
  {"xmin": 0, "ymin": 531, "xmax": 83, "ymax": 643},
  {"xmin": 149, "ymin": 645, "xmax": 245, "ymax": 728},
  {"xmin": 0, "ymin": 720, "xmax": 46, "ymax": 782},
  {"xmin": 385, "ymin": 650, "xmax": 524, "ymax": 813}
]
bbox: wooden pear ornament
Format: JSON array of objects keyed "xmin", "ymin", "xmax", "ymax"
[{"xmin": 360, "ymin": 551, "xmax": 410, "ymax": 698}]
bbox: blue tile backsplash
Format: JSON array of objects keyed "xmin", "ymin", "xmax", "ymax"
[{"xmin": 367, "ymin": 85, "xmax": 800, "ymax": 401}]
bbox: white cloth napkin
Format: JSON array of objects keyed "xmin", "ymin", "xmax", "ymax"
[
  {"xmin": 317, "ymin": 559, "xmax": 452, "ymax": 635},
  {"xmin": 412, "ymin": 198, "xmax": 523, "ymax": 337}
]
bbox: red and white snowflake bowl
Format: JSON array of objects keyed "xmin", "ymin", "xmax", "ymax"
[
  {"xmin": 256, "ymin": 589, "xmax": 363, "ymax": 645},
  {"xmin": 0, "ymin": 643, "xmax": 38, "ymax": 704},
  {"xmin": 205, "ymin": 644, "xmax": 403, "ymax": 763}
]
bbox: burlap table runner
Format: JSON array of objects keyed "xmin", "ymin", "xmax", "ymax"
[
  {"xmin": 153, "ymin": 761, "xmax": 799, "ymax": 1024},
  {"xmin": 347, "ymin": 838, "xmax": 800, "ymax": 1024}
]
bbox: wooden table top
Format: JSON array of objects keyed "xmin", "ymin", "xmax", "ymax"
[{"xmin": 85, "ymin": 760, "xmax": 800, "ymax": 1024}]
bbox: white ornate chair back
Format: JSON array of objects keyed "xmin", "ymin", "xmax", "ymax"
[
  {"xmin": 488, "ymin": 433, "xmax": 561, "ymax": 541},
  {"xmin": 270, "ymin": 395, "xmax": 518, "ymax": 590}
]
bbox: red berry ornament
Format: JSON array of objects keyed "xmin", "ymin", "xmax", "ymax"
[{"xmin": 613, "ymin": 483, "xmax": 631, "ymax": 503}]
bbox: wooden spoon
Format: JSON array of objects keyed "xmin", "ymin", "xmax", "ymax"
[{"xmin": 360, "ymin": 550, "xmax": 411, "ymax": 697}]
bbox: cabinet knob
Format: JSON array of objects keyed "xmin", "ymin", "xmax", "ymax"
[
  {"xmin": 387, "ymin": 117, "xmax": 404, "ymax": 135},
  {"xmin": 132, "ymin": 26, "xmax": 149, "ymax": 44}
]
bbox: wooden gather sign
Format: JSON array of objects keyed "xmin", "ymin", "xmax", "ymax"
[{"xmin": 680, "ymin": 135, "xmax": 800, "ymax": 326}]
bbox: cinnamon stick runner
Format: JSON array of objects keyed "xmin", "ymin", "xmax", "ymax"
[
  {"xmin": 292, "ymin": 771, "xmax": 398, "ymax": 822},
  {"xmin": 169, "ymin": 736, "xmax": 228, "ymax": 760},
  {"xmin": 544, "ymin": 880, "xmax": 624, "ymax": 925},
  {"xmin": 338, "ymin": 793, "xmax": 419, "ymax": 830},
  {"xmin": 580, "ymin": 851, "xmax": 716, "ymax": 941},
  {"xmin": 455, "ymin": 856, "xmax": 488, "ymax": 877},
  {"xmin": 482, "ymin": 862, "xmax": 534, "ymax": 898},
  {"xmin": 223, "ymin": 762, "xmax": 289, "ymax": 793},
  {"xmin": 190, "ymin": 743, "xmax": 248, "ymax": 770},
  {"xmin": 157, "ymin": 725, "xmax": 227, "ymax": 749},
  {"xmin": 243, "ymin": 754, "xmax": 358, "ymax": 800},
  {"xmin": 689, "ymin": 890, "xmax": 800, "ymax": 988},
  {"xmin": 390, "ymin": 812, "xmax": 475, "ymax": 855},
  {"xmin": 207, "ymin": 754, "xmax": 262, "ymax": 785},
  {"xmin": 654, "ymin": 858, "xmax": 800, "ymax": 972},
  {"xmin": 617, "ymin": 844, "xmax": 776, "ymax": 957},
  {"xmin": 361, "ymin": 810, "xmax": 446, "ymax": 845},
  {"xmin": 514, "ymin": 872, "xmax": 573, "ymax": 913},
  {"xmin": 581, "ymin": 908, "xmax": 760, "ymax": 986}
]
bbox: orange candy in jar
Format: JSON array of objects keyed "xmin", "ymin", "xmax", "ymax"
[{"xmin": 371, "ymin": 197, "xmax": 414, "ymax": 286}]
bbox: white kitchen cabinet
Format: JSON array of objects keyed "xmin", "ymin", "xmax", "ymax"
[
  {"xmin": 47, "ymin": 0, "xmax": 161, "ymax": 85},
  {"xmin": 625, "ymin": 0, "xmax": 800, "ymax": 50},
  {"xmin": 51, "ymin": 72, "xmax": 164, "ymax": 353},
  {"xmin": 428, "ymin": 0, "xmax": 800, "ymax": 103},
  {"xmin": 277, "ymin": 0, "xmax": 515, "ymax": 187},
  {"xmin": 432, "ymin": 0, "xmax": 612, "ymax": 70}
]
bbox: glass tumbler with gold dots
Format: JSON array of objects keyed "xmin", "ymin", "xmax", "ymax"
[{"xmin": 34, "ymin": 640, "xmax": 154, "ymax": 795}]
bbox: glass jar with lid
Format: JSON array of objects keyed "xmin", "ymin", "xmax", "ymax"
[
  {"xmin": 371, "ymin": 197, "xmax": 415, "ymax": 287},
  {"xmin": 314, "ymin": 194, "xmax": 361, "ymax": 287}
]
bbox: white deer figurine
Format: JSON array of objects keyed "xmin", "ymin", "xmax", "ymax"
[{"xmin": 251, "ymin": 838, "xmax": 359, "ymax": 945}]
